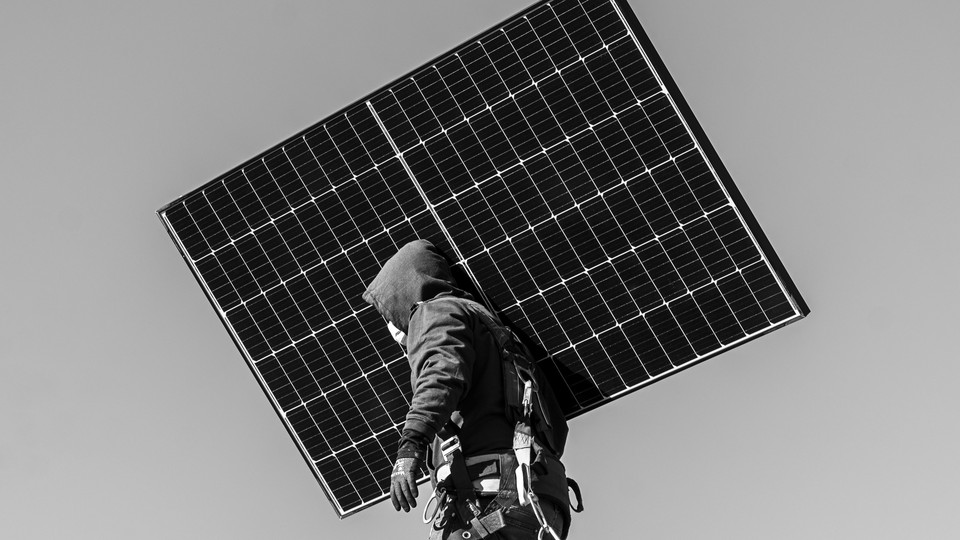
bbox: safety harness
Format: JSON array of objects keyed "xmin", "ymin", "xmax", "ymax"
[{"xmin": 419, "ymin": 298, "xmax": 584, "ymax": 539}]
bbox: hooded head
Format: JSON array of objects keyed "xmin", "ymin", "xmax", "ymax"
[{"xmin": 362, "ymin": 239, "xmax": 471, "ymax": 333}]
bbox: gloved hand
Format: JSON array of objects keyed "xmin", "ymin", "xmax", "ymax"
[{"xmin": 390, "ymin": 456, "xmax": 420, "ymax": 512}]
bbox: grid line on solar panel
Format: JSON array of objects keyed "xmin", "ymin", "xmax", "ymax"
[
  {"xmin": 212, "ymin": 239, "xmax": 418, "ymax": 367},
  {"xmin": 269, "ymin": 363, "xmax": 409, "ymax": 450},
  {"xmin": 453, "ymin": 152, "xmax": 724, "ymax": 277},
  {"xmin": 468, "ymin": 224, "xmax": 776, "ymax": 350},
  {"xmin": 173, "ymin": 112, "xmax": 421, "ymax": 265},
  {"xmin": 373, "ymin": 27, "xmax": 641, "ymax": 158},
  {"xmin": 398, "ymin": 92, "xmax": 688, "ymax": 221},
  {"xmin": 291, "ymin": 422, "xmax": 409, "ymax": 464},
  {"xmin": 196, "ymin": 205, "xmax": 420, "ymax": 309}
]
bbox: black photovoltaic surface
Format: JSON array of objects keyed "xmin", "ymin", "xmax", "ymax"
[{"xmin": 158, "ymin": 0, "xmax": 808, "ymax": 518}]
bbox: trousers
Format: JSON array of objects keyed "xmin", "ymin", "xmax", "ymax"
[{"xmin": 427, "ymin": 496, "xmax": 564, "ymax": 540}]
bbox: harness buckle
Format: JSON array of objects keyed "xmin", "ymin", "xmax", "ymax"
[
  {"xmin": 440, "ymin": 435, "xmax": 461, "ymax": 463},
  {"xmin": 469, "ymin": 508, "xmax": 506, "ymax": 538},
  {"xmin": 521, "ymin": 379, "xmax": 534, "ymax": 418}
]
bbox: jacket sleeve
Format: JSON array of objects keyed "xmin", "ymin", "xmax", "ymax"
[{"xmin": 401, "ymin": 300, "xmax": 475, "ymax": 446}]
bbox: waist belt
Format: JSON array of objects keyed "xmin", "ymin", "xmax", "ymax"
[{"xmin": 435, "ymin": 453, "xmax": 505, "ymax": 496}]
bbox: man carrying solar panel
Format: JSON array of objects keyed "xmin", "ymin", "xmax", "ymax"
[{"xmin": 363, "ymin": 240, "xmax": 580, "ymax": 539}]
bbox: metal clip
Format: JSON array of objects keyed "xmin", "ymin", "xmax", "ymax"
[
  {"xmin": 440, "ymin": 435, "xmax": 461, "ymax": 463},
  {"xmin": 479, "ymin": 509, "xmax": 506, "ymax": 536},
  {"xmin": 529, "ymin": 492, "xmax": 561, "ymax": 540},
  {"xmin": 516, "ymin": 461, "xmax": 532, "ymax": 506},
  {"xmin": 522, "ymin": 379, "xmax": 533, "ymax": 418},
  {"xmin": 467, "ymin": 508, "xmax": 506, "ymax": 539},
  {"xmin": 513, "ymin": 423, "xmax": 534, "ymax": 505},
  {"xmin": 466, "ymin": 498, "xmax": 482, "ymax": 518},
  {"xmin": 422, "ymin": 488, "xmax": 445, "ymax": 524}
]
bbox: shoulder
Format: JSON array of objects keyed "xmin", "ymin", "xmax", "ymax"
[
  {"xmin": 410, "ymin": 296, "xmax": 473, "ymax": 323},
  {"xmin": 408, "ymin": 297, "xmax": 487, "ymax": 333}
]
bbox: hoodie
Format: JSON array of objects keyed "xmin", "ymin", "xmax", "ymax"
[{"xmin": 362, "ymin": 239, "xmax": 514, "ymax": 457}]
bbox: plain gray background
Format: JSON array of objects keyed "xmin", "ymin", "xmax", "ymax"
[{"xmin": 2, "ymin": 0, "xmax": 958, "ymax": 538}]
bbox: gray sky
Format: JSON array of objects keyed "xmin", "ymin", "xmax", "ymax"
[{"xmin": 2, "ymin": 0, "xmax": 959, "ymax": 538}]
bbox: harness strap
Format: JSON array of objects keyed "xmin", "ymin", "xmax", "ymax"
[
  {"xmin": 437, "ymin": 425, "xmax": 480, "ymax": 518},
  {"xmin": 514, "ymin": 379, "xmax": 535, "ymax": 506},
  {"xmin": 435, "ymin": 454, "xmax": 502, "ymax": 495}
]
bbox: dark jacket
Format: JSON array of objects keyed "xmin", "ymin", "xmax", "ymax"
[
  {"xmin": 362, "ymin": 240, "xmax": 513, "ymax": 456},
  {"xmin": 364, "ymin": 240, "xmax": 574, "ymax": 537}
]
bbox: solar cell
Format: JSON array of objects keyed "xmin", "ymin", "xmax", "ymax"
[{"xmin": 158, "ymin": 0, "xmax": 808, "ymax": 518}]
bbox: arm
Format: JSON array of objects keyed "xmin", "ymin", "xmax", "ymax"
[
  {"xmin": 390, "ymin": 300, "xmax": 475, "ymax": 512},
  {"xmin": 402, "ymin": 299, "xmax": 476, "ymax": 449}
]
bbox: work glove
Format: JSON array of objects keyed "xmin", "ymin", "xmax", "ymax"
[{"xmin": 390, "ymin": 456, "xmax": 420, "ymax": 512}]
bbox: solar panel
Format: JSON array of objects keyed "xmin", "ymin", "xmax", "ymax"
[{"xmin": 158, "ymin": 0, "xmax": 808, "ymax": 518}]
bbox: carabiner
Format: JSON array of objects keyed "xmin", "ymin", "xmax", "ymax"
[
  {"xmin": 529, "ymin": 493, "xmax": 561, "ymax": 540},
  {"xmin": 522, "ymin": 379, "xmax": 534, "ymax": 418},
  {"xmin": 422, "ymin": 489, "xmax": 444, "ymax": 524}
]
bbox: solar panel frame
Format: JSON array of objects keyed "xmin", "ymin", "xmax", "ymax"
[{"xmin": 158, "ymin": 0, "xmax": 808, "ymax": 518}]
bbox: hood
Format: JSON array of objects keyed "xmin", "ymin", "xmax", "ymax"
[{"xmin": 362, "ymin": 239, "xmax": 471, "ymax": 332}]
